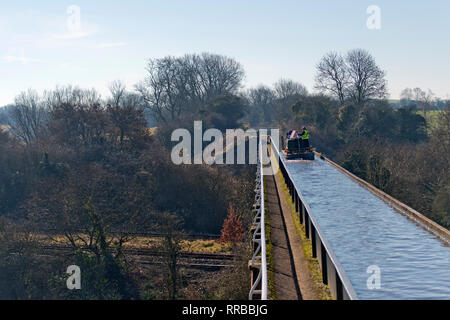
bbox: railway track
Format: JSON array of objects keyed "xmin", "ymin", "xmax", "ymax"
[{"xmin": 37, "ymin": 244, "xmax": 235, "ymax": 271}]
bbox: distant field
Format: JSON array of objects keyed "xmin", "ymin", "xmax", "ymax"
[{"xmin": 416, "ymin": 110, "xmax": 443, "ymax": 130}]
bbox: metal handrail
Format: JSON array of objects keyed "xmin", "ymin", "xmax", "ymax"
[
  {"xmin": 270, "ymin": 136, "xmax": 358, "ymax": 300},
  {"xmin": 249, "ymin": 133, "xmax": 268, "ymax": 300}
]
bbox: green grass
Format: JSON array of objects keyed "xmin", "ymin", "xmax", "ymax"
[{"xmin": 416, "ymin": 110, "xmax": 443, "ymax": 131}]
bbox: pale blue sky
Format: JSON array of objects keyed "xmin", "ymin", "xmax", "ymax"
[{"xmin": 1, "ymin": 0, "xmax": 449, "ymax": 106}]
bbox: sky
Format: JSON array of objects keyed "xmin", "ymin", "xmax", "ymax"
[{"xmin": 1, "ymin": 0, "xmax": 449, "ymax": 106}]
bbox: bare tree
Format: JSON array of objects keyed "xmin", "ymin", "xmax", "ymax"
[
  {"xmin": 136, "ymin": 53, "xmax": 245, "ymax": 123},
  {"xmin": 0, "ymin": 106, "xmax": 11, "ymax": 124},
  {"xmin": 400, "ymin": 88, "xmax": 414, "ymax": 107},
  {"xmin": 314, "ymin": 52, "xmax": 347, "ymax": 104},
  {"xmin": 248, "ymin": 85, "xmax": 276, "ymax": 106},
  {"xmin": 345, "ymin": 49, "xmax": 388, "ymax": 105},
  {"xmin": 108, "ymin": 80, "xmax": 127, "ymax": 106},
  {"xmin": 413, "ymin": 88, "xmax": 435, "ymax": 125},
  {"xmin": 273, "ymin": 78, "xmax": 308, "ymax": 100},
  {"xmin": 107, "ymin": 80, "xmax": 147, "ymax": 146},
  {"xmin": 401, "ymin": 88, "xmax": 413, "ymax": 101},
  {"xmin": 413, "ymin": 88, "xmax": 425, "ymax": 102},
  {"xmin": 158, "ymin": 213, "xmax": 183, "ymax": 300},
  {"xmin": 314, "ymin": 49, "xmax": 388, "ymax": 105},
  {"xmin": 9, "ymin": 89, "xmax": 47, "ymax": 144},
  {"xmin": 136, "ymin": 57, "xmax": 189, "ymax": 123},
  {"xmin": 246, "ymin": 85, "xmax": 276, "ymax": 125},
  {"xmin": 44, "ymin": 86, "xmax": 107, "ymax": 147},
  {"xmin": 44, "ymin": 85, "xmax": 101, "ymax": 111},
  {"xmin": 272, "ymin": 79, "xmax": 308, "ymax": 124},
  {"xmin": 195, "ymin": 53, "xmax": 244, "ymax": 100}
]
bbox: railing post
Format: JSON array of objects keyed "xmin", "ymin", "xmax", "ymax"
[
  {"xmin": 311, "ymin": 226, "xmax": 317, "ymax": 258},
  {"xmin": 320, "ymin": 242, "xmax": 328, "ymax": 284},
  {"xmin": 291, "ymin": 183, "xmax": 295, "ymax": 202},
  {"xmin": 336, "ymin": 272, "xmax": 343, "ymax": 300},
  {"xmin": 305, "ymin": 212, "xmax": 310, "ymax": 239},
  {"xmin": 299, "ymin": 202, "xmax": 304, "ymax": 224}
]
